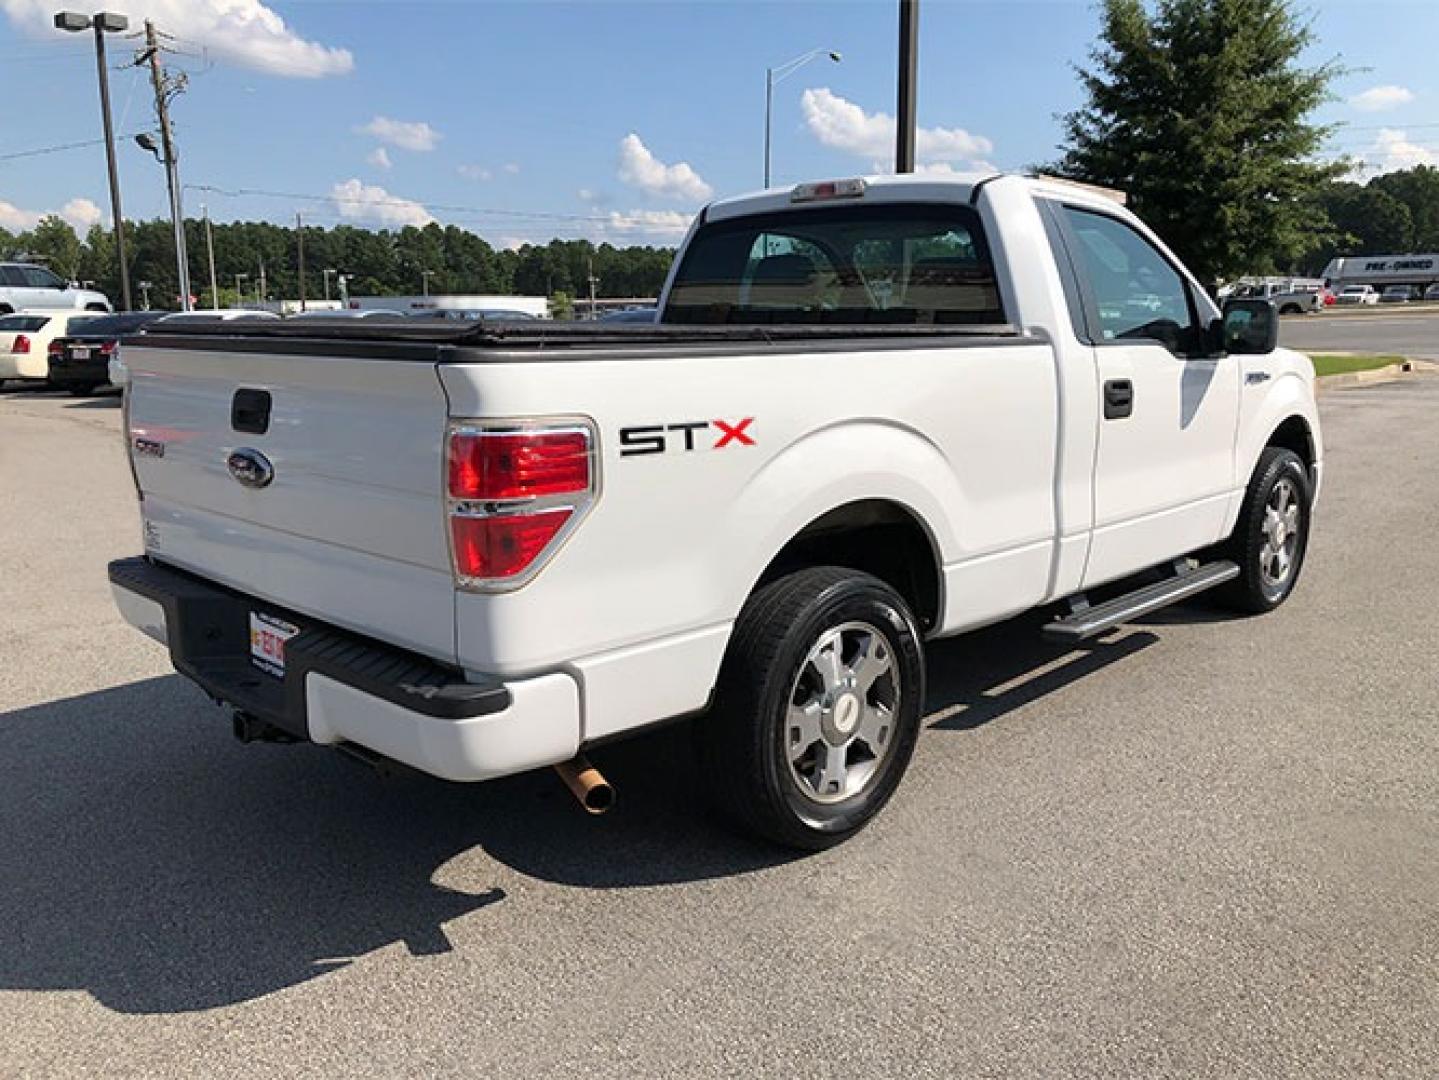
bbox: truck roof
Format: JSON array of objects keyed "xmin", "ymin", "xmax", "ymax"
[{"xmin": 704, "ymin": 172, "xmax": 1128, "ymax": 223}]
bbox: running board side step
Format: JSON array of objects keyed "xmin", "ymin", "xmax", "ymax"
[{"xmin": 1042, "ymin": 560, "xmax": 1240, "ymax": 643}]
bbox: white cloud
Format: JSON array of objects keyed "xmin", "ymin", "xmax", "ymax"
[
  {"xmin": 503, "ymin": 163, "xmax": 521, "ymax": 175},
  {"xmin": 60, "ymin": 197, "xmax": 103, "ymax": 231},
  {"xmin": 356, "ymin": 116, "xmax": 441, "ymax": 152},
  {"xmin": 1, "ymin": 0, "xmax": 352, "ymax": 78},
  {"xmin": 617, "ymin": 134, "xmax": 712, "ymax": 201},
  {"xmin": 801, "ymin": 87, "xmax": 993, "ymax": 169},
  {"xmin": 0, "ymin": 196, "xmax": 104, "ymax": 232},
  {"xmin": 367, "ymin": 147, "xmax": 392, "ymax": 170},
  {"xmin": 458, "ymin": 164, "xmax": 492, "ymax": 181},
  {"xmin": 1358, "ymin": 128, "xmax": 1438, "ymax": 174},
  {"xmin": 604, "ymin": 208, "xmax": 693, "ymax": 237},
  {"xmin": 329, "ymin": 179, "xmax": 435, "ymax": 229},
  {"xmin": 1350, "ymin": 85, "xmax": 1415, "ymax": 113}
]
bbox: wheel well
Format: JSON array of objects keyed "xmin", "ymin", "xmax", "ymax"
[
  {"xmin": 0, "ymin": 304, "xmax": 13, "ymax": 315},
  {"xmin": 1267, "ymin": 415, "xmax": 1315, "ymax": 469},
  {"xmin": 84, "ymin": 303, "xmax": 109, "ymax": 312},
  {"xmin": 760, "ymin": 500, "xmax": 942, "ymax": 631}
]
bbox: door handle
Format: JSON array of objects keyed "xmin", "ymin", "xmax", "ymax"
[{"xmin": 1103, "ymin": 379, "xmax": 1134, "ymax": 420}]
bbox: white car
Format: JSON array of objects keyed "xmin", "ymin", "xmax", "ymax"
[
  {"xmin": 110, "ymin": 174, "xmax": 1322, "ymax": 849},
  {"xmin": 1333, "ymin": 285, "xmax": 1380, "ymax": 306},
  {"xmin": 0, "ymin": 310, "xmax": 102, "ymax": 384},
  {"xmin": 0, "ymin": 262, "xmax": 110, "ymax": 315}
]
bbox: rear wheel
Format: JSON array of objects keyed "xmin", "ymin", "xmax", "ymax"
[
  {"xmin": 1214, "ymin": 447, "xmax": 1312, "ymax": 613},
  {"xmin": 699, "ymin": 567, "xmax": 925, "ymax": 850}
]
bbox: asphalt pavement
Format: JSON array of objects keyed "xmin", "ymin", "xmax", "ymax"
[
  {"xmin": 1, "ymin": 376, "xmax": 1436, "ymax": 1078},
  {"xmin": 1281, "ymin": 307, "xmax": 1439, "ymax": 359}
]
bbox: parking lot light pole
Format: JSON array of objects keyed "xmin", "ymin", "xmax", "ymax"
[
  {"xmin": 54, "ymin": 10, "xmax": 133, "ymax": 311},
  {"xmin": 234, "ymin": 273, "xmax": 247, "ymax": 310},
  {"xmin": 765, "ymin": 47, "xmax": 841, "ymax": 188}
]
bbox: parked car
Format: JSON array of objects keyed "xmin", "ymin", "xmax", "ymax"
[
  {"xmin": 0, "ymin": 310, "xmax": 100, "ymax": 386},
  {"xmin": 1380, "ymin": 285, "xmax": 1417, "ymax": 304},
  {"xmin": 598, "ymin": 307, "xmax": 659, "ymax": 323},
  {"xmin": 0, "ymin": 263, "xmax": 110, "ymax": 314},
  {"xmin": 287, "ymin": 308, "xmax": 406, "ymax": 320},
  {"xmin": 46, "ymin": 311, "xmax": 170, "ymax": 396},
  {"xmin": 1425, "ymin": 283, "xmax": 1439, "ymax": 301},
  {"xmin": 109, "ymin": 174, "xmax": 1321, "ymax": 850},
  {"xmin": 1334, "ymin": 285, "xmax": 1380, "ymax": 306}
]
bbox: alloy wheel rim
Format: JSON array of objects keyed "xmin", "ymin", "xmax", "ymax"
[
  {"xmin": 784, "ymin": 620, "xmax": 899, "ymax": 804},
  {"xmin": 1259, "ymin": 477, "xmax": 1301, "ymax": 591}
]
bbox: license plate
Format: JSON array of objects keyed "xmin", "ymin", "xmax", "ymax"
[
  {"xmin": 71, "ymin": 346, "xmax": 90, "ymax": 360},
  {"xmin": 249, "ymin": 612, "xmax": 300, "ymax": 677}
]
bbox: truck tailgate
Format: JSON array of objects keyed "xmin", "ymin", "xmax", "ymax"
[{"xmin": 124, "ymin": 343, "xmax": 456, "ymax": 663}]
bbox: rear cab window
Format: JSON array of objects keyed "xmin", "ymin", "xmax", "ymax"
[
  {"xmin": 664, "ymin": 203, "xmax": 1005, "ymax": 325},
  {"xmin": 0, "ymin": 315, "xmax": 50, "ymax": 332}
]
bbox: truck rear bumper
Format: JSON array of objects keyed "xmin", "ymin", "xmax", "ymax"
[{"xmin": 108, "ymin": 557, "xmax": 581, "ymax": 782}]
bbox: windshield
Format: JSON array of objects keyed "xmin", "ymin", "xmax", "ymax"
[{"xmin": 665, "ymin": 203, "xmax": 1005, "ymax": 325}]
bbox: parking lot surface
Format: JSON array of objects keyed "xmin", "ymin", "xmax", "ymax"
[
  {"xmin": 1281, "ymin": 308, "xmax": 1439, "ymax": 359},
  {"xmin": 2, "ymin": 378, "xmax": 1436, "ymax": 1079}
]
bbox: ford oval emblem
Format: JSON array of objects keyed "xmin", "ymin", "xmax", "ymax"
[{"xmin": 227, "ymin": 448, "xmax": 275, "ymax": 489}]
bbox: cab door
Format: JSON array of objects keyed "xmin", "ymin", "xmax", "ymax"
[{"xmin": 1054, "ymin": 204, "xmax": 1241, "ymax": 589}]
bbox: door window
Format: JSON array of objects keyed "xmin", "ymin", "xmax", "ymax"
[
  {"xmin": 1061, "ymin": 207, "xmax": 1196, "ymax": 353},
  {"xmin": 19, "ymin": 266, "xmax": 65, "ymax": 289}
]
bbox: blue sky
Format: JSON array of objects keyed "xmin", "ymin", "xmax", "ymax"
[{"xmin": 2, "ymin": 0, "xmax": 1437, "ymax": 247}]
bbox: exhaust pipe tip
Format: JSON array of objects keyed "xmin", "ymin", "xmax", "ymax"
[{"xmin": 553, "ymin": 754, "xmax": 615, "ymax": 815}]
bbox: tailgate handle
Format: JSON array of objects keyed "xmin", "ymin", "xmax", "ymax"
[{"xmin": 231, "ymin": 389, "xmax": 272, "ymax": 435}]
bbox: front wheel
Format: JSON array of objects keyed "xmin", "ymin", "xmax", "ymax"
[
  {"xmin": 1214, "ymin": 447, "xmax": 1312, "ymax": 613},
  {"xmin": 699, "ymin": 567, "xmax": 926, "ymax": 850}
]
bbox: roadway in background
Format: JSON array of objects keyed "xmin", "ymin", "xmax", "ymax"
[{"xmin": 1281, "ymin": 308, "xmax": 1439, "ymax": 358}]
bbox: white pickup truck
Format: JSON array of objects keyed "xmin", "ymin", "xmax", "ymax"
[{"xmin": 110, "ymin": 174, "xmax": 1321, "ymax": 849}]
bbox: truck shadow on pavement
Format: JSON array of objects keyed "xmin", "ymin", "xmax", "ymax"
[{"xmin": 0, "ymin": 604, "xmax": 1187, "ymax": 1015}]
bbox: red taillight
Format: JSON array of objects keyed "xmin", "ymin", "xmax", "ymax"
[
  {"xmin": 450, "ymin": 509, "xmax": 574, "ymax": 579},
  {"xmin": 100, "ymin": 340, "xmax": 117, "ymax": 355},
  {"xmin": 12, "ymin": 334, "xmax": 30, "ymax": 354},
  {"xmin": 445, "ymin": 422, "xmax": 596, "ymax": 587},
  {"xmin": 48, "ymin": 339, "xmax": 63, "ymax": 356},
  {"xmin": 448, "ymin": 429, "xmax": 590, "ymax": 500}
]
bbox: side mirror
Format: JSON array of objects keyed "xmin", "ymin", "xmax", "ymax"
[{"xmin": 1220, "ymin": 298, "xmax": 1278, "ymax": 355}]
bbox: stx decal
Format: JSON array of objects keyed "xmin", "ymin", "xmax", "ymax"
[{"xmin": 620, "ymin": 419, "xmax": 756, "ymax": 457}]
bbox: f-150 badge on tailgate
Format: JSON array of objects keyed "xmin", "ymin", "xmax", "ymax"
[{"xmin": 227, "ymin": 448, "xmax": 275, "ymax": 489}]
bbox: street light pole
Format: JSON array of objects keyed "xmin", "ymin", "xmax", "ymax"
[
  {"xmin": 54, "ymin": 11, "xmax": 132, "ymax": 311},
  {"xmin": 323, "ymin": 268, "xmax": 336, "ymax": 302},
  {"xmin": 234, "ymin": 273, "xmax": 247, "ymax": 309},
  {"xmin": 202, "ymin": 204, "xmax": 218, "ymax": 310},
  {"xmin": 764, "ymin": 47, "xmax": 842, "ymax": 188},
  {"xmin": 421, "ymin": 269, "xmax": 434, "ymax": 298}
]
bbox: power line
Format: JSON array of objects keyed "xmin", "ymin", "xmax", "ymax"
[
  {"xmin": 0, "ymin": 133, "xmax": 147, "ymax": 164},
  {"xmin": 184, "ymin": 183, "xmax": 690, "ymax": 227}
]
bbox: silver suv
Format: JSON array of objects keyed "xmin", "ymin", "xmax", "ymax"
[{"xmin": 0, "ymin": 263, "xmax": 111, "ymax": 314}]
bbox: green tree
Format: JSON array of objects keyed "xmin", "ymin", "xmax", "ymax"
[
  {"xmin": 1368, "ymin": 165, "xmax": 1439, "ymax": 252},
  {"xmin": 1052, "ymin": 0, "xmax": 1345, "ymax": 285},
  {"xmin": 24, "ymin": 216, "xmax": 83, "ymax": 280}
]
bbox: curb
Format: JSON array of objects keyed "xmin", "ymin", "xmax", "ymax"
[{"xmin": 1317, "ymin": 359, "xmax": 1435, "ymax": 392}]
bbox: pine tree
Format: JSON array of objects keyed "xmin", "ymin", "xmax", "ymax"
[{"xmin": 1052, "ymin": 0, "xmax": 1345, "ymax": 285}]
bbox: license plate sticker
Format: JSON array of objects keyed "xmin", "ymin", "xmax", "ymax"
[
  {"xmin": 249, "ymin": 612, "xmax": 300, "ymax": 677},
  {"xmin": 72, "ymin": 346, "xmax": 90, "ymax": 360}
]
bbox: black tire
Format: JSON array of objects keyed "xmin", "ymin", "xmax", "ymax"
[
  {"xmin": 1279, "ymin": 304, "xmax": 1302, "ymax": 315},
  {"xmin": 1213, "ymin": 447, "xmax": 1312, "ymax": 613},
  {"xmin": 699, "ymin": 566, "xmax": 926, "ymax": 851},
  {"xmin": 67, "ymin": 383, "xmax": 100, "ymax": 397}
]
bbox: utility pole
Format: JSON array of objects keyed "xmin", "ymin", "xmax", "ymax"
[
  {"xmin": 896, "ymin": 0, "xmax": 919, "ymax": 173},
  {"xmin": 202, "ymin": 204, "xmax": 218, "ymax": 310},
  {"xmin": 141, "ymin": 20, "xmax": 193, "ymax": 310},
  {"xmin": 296, "ymin": 212, "xmax": 307, "ymax": 312}
]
